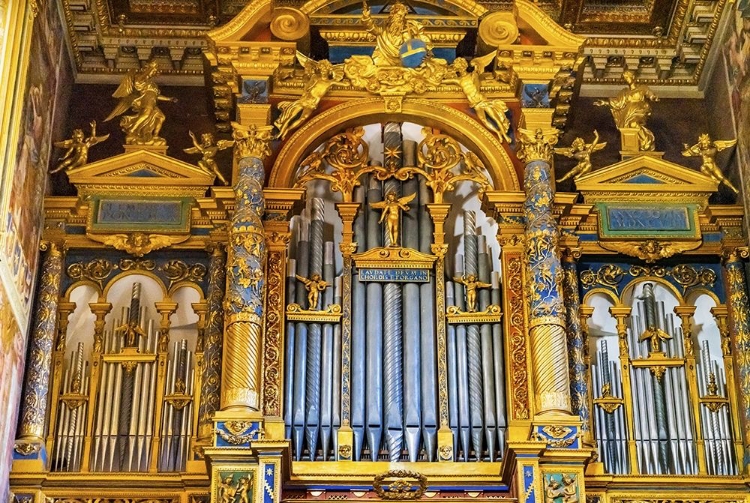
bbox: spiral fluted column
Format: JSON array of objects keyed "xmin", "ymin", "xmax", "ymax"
[
  {"xmin": 198, "ymin": 245, "xmax": 226, "ymax": 439},
  {"xmin": 221, "ymin": 124, "xmax": 274, "ymax": 411},
  {"xmin": 15, "ymin": 241, "xmax": 64, "ymax": 456},
  {"xmin": 517, "ymin": 129, "xmax": 572, "ymax": 415}
]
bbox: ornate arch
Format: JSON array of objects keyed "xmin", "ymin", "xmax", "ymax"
[{"xmin": 269, "ymin": 98, "xmax": 520, "ymax": 191}]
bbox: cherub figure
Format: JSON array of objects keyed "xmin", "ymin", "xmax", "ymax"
[
  {"xmin": 296, "ymin": 273, "xmax": 329, "ymax": 310},
  {"xmin": 682, "ymin": 133, "xmax": 738, "ymax": 194},
  {"xmin": 274, "ymin": 54, "xmax": 344, "ymax": 140},
  {"xmin": 184, "ymin": 131, "xmax": 234, "ymax": 185},
  {"xmin": 50, "ymin": 121, "xmax": 109, "ymax": 173},
  {"xmin": 370, "ymin": 191, "xmax": 416, "ymax": 246},
  {"xmin": 453, "ymin": 274, "xmax": 491, "ymax": 312},
  {"xmin": 544, "ymin": 478, "xmax": 563, "ymax": 503},
  {"xmin": 561, "ymin": 475, "xmax": 578, "ymax": 503},
  {"xmin": 115, "ymin": 318, "xmax": 147, "ymax": 348},
  {"xmin": 594, "ymin": 70, "xmax": 658, "ymax": 151},
  {"xmin": 235, "ymin": 476, "xmax": 252, "ymax": 503},
  {"xmin": 219, "ymin": 476, "xmax": 235, "ymax": 503},
  {"xmin": 555, "ymin": 130, "xmax": 607, "ymax": 182},
  {"xmin": 104, "ymin": 60, "xmax": 177, "ymax": 146},
  {"xmin": 443, "ymin": 54, "xmax": 511, "ymax": 143}
]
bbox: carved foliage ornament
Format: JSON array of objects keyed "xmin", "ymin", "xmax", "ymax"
[
  {"xmin": 67, "ymin": 258, "xmax": 117, "ymax": 288},
  {"xmin": 159, "ymin": 260, "xmax": 207, "ymax": 288},
  {"xmin": 373, "ymin": 470, "xmax": 427, "ymax": 500},
  {"xmin": 87, "ymin": 232, "xmax": 189, "ymax": 257},
  {"xmin": 580, "ymin": 263, "xmax": 717, "ymax": 292},
  {"xmin": 600, "ymin": 239, "xmax": 701, "ymax": 263}
]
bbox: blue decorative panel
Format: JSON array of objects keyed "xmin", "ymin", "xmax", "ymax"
[
  {"xmin": 597, "ymin": 203, "xmax": 699, "ymax": 239},
  {"xmin": 359, "ymin": 268, "xmax": 430, "ymax": 282},
  {"xmin": 91, "ymin": 197, "xmax": 190, "ymax": 232}
]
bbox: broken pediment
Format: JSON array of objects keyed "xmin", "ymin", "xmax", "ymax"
[{"xmin": 66, "ymin": 148, "xmax": 215, "ymax": 198}]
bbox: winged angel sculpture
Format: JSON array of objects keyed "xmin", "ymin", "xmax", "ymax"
[
  {"xmin": 555, "ymin": 130, "xmax": 606, "ymax": 182},
  {"xmin": 50, "ymin": 120, "xmax": 109, "ymax": 173},
  {"xmin": 104, "ymin": 60, "xmax": 177, "ymax": 146},
  {"xmin": 682, "ymin": 134, "xmax": 738, "ymax": 194},
  {"xmin": 274, "ymin": 53, "xmax": 344, "ymax": 140}
]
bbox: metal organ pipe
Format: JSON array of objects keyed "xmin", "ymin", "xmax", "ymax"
[
  {"xmin": 478, "ymin": 237, "xmax": 497, "ymax": 460},
  {"xmin": 292, "ymin": 221, "xmax": 310, "ymax": 460},
  {"xmin": 320, "ymin": 242, "xmax": 336, "ymax": 459},
  {"xmin": 351, "ymin": 183, "xmax": 367, "ymax": 460},
  {"xmin": 284, "ymin": 258, "xmax": 297, "ymax": 440}
]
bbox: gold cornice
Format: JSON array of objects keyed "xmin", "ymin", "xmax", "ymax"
[
  {"xmin": 300, "ymin": 0, "xmax": 487, "ymax": 16},
  {"xmin": 208, "ymin": 0, "xmax": 272, "ymax": 43}
]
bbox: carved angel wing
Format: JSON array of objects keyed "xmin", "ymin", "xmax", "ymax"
[
  {"xmin": 54, "ymin": 139, "xmax": 74, "ymax": 148},
  {"xmin": 398, "ymin": 192, "xmax": 417, "ymax": 205},
  {"xmin": 104, "ymin": 71, "xmax": 137, "ymax": 122},
  {"xmin": 553, "ymin": 146, "xmax": 575, "ymax": 158},
  {"xmin": 369, "ymin": 200, "xmax": 388, "ymax": 210},
  {"xmin": 216, "ymin": 139, "xmax": 235, "ymax": 150},
  {"xmin": 590, "ymin": 141, "xmax": 607, "ymax": 152},
  {"xmin": 470, "ymin": 51, "xmax": 496, "ymax": 73},
  {"xmin": 184, "ymin": 146, "xmax": 202, "ymax": 155},
  {"xmin": 714, "ymin": 139, "xmax": 737, "ymax": 151}
]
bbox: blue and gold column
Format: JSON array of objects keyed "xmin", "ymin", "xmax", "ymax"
[
  {"xmin": 516, "ymin": 128, "xmax": 572, "ymax": 416},
  {"xmin": 14, "ymin": 241, "xmax": 64, "ymax": 465},
  {"xmin": 221, "ymin": 124, "xmax": 274, "ymax": 412},
  {"xmin": 723, "ymin": 247, "xmax": 750, "ymax": 468},
  {"xmin": 198, "ymin": 244, "xmax": 227, "ymax": 443},
  {"xmin": 562, "ymin": 248, "xmax": 592, "ymax": 441}
]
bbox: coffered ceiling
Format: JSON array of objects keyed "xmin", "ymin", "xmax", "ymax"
[{"xmin": 61, "ymin": 0, "xmax": 730, "ymax": 92}]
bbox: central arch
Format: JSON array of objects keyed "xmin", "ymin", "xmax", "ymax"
[{"xmin": 269, "ymin": 98, "xmax": 521, "ymax": 191}]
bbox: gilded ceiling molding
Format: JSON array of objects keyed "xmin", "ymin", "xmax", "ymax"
[{"xmin": 269, "ymin": 98, "xmax": 520, "ymax": 192}]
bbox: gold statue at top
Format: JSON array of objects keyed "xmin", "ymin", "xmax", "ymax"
[
  {"xmin": 682, "ymin": 133, "xmax": 738, "ymax": 194},
  {"xmin": 370, "ymin": 191, "xmax": 416, "ymax": 246},
  {"xmin": 443, "ymin": 53, "xmax": 511, "ymax": 143},
  {"xmin": 105, "ymin": 60, "xmax": 177, "ymax": 146},
  {"xmin": 594, "ymin": 70, "xmax": 658, "ymax": 151},
  {"xmin": 184, "ymin": 131, "xmax": 234, "ymax": 185},
  {"xmin": 555, "ymin": 130, "xmax": 607, "ymax": 182},
  {"xmin": 50, "ymin": 120, "xmax": 109, "ymax": 173},
  {"xmin": 361, "ymin": 0, "xmax": 430, "ymax": 67},
  {"xmin": 274, "ymin": 54, "xmax": 344, "ymax": 140}
]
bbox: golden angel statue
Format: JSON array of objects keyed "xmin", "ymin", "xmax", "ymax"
[
  {"xmin": 50, "ymin": 120, "xmax": 109, "ymax": 173},
  {"xmin": 370, "ymin": 191, "xmax": 416, "ymax": 246},
  {"xmin": 274, "ymin": 53, "xmax": 344, "ymax": 140},
  {"xmin": 443, "ymin": 53, "xmax": 511, "ymax": 143},
  {"xmin": 594, "ymin": 70, "xmax": 658, "ymax": 151},
  {"xmin": 296, "ymin": 273, "xmax": 330, "ymax": 310},
  {"xmin": 516, "ymin": 127, "xmax": 560, "ymax": 164},
  {"xmin": 361, "ymin": 1, "xmax": 431, "ymax": 67},
  {"xmin": 555, "ymin": 130, "xmax": 607, "ymax": 182},
  {"xmin": 454, "ymin": 274, "xmax": 491, "ymax": 312},
  {"xmin": 682, "ymin": 133, "xmax": 738, "ymax": 194},
  {"xmin": 115, "ymin": 317, "xmax": 147, "ymax": 348},
  {"xmin": 184, "ymin": 131, "xmax": 234, "ymax": 185},
  {"xmin": 104, "ymin": 60, "xmax": 177, "ymax": 146}
]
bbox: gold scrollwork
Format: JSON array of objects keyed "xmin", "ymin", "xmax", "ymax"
[
  {"xmin": 373, "ymin": 470, "xmax": 428, "ymax": 500},
  {"xmin": 66, "ymin": 258, "xmax": 117, "ymax": 289},
  {"xmin": 263, "ymin": 249, "xmax": 284, "ymax": 417},
  {"xmin": 159, "ymin": 260, "xmax": 208, "ymax": 288},
  {"xmin": 119, "ymin": 258, "xmax": 157, "ymax": 271}
]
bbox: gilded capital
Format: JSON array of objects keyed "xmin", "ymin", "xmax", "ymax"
[
  {"xmin": 231, "ymin": 122, "xmax": 274, "ymax": 160},
  {"xmin": 516, "ymin": 127, "xmax": 560, "ymax": 164}
]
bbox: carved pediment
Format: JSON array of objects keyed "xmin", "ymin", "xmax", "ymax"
[
  {"xmin": 67, "ymin": 149, "xmax": 215, "ymax": 198},
  {"xmin": 575, "ymin": 154, "xmax": 718, "ymax": 207}
]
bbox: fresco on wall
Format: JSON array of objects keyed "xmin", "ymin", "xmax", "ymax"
[
  {"xmin": 0, "ymin": 285, "xmax": 25, "ymax": 503},
  {"xmin": 2, "ymin": 0, "xmax": 66, "ymax": 322},
  {"xmin": 724, "ymin": 1, "xmax": 750, "ymax": 217}
]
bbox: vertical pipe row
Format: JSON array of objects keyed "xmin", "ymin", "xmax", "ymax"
[
  {"xmin": 292, "ymin": 221, "xmax": 309, "ymax": 460},
  {"xmin": 365, "ymin": 177, "xmax": 384, "ymax": 460},
  {"xmin": 320, "ymin": 243, "xmax": 336, "ymax": 459},
  {"xmin": 490, "ymin": 273, "xmax": 506, "ymax": 456}
]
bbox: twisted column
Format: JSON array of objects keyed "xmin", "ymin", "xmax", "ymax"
[
  {"xmin": 517, "ymin": 128, "xmax": 572, "ymax": 415},
  {"xmin": 221, "ymin": 124, "xmax": 274, "ymax": 411},
  {"xmin": 198, "ymin": 245, "xmax": 226, "ymax": 440},
  {"xmin": 562, "ymin": 249, "xmax": 591, "ymax": 437},
  {"xmin": 15, "ymin": 242, "xmax": 64, "ymax": 454},
  {"xmin": 723, "ymin": 248, "xmax": 750, "ymax": 465}
]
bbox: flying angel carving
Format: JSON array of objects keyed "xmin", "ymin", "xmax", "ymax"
[
  {"xmin": 184, "ymin": 131, "xmax": 234, "ymax": 185},
  {"xmin": 50, "ymin": 120, "xmax": 109, "ymax": 173},
  {"xmin": 555, "ymin": 130, "xmax": 607, "ymax": 182},
  {"xmin": 682, "ymin": 134, "xmax": 738, "ymax": 194},
  {"xmin": 274, "ymin": 52, "xmax": 344, "ymax": 140}
]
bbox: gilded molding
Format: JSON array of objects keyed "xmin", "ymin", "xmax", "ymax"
[
  {"xmin": 262, "ymin": 246, "xmax": 285, "ymax": 417},
  {"xmin": 506, "ymin": 253, "xmax": 530, "ymax": 419}
]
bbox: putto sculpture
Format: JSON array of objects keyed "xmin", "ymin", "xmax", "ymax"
[
  {"xmin": 682, "ymin": 133, "xmax": 739, "ymax": 194},
  {"xmin": 50, "ymin": 120, "xmax": 109, "ymax": 173}
]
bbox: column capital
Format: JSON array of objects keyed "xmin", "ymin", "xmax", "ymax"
[
  {"xmin": 231, "ymin": 122, "xmax": 274, "ymax": 160},
  {"xmin": 516, "ymin": 126, "xmax": 560, "ymax": 164}
]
